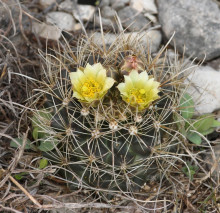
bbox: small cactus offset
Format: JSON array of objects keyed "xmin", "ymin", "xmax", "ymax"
[{"xmin": 31, "ymin": 32, "xmax": 191, "ymax": 200}]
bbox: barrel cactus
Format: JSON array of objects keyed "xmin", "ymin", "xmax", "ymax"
[{"xmin": 31, "ymin": 33, "xmax": 190, "ymax": 200}]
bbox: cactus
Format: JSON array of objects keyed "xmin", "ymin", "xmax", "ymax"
[{"xmin": 31, "ymin": 32, "xmax": 190, "ymax": 199}]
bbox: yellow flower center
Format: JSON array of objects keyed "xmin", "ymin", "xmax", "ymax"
[
  {"xmin": 81, "ymin": 79, "xmax": 102, "ymax": 98},
  {"xmin": 128, "ymin": 88, "xmax": 147, "ymax": 103},
  {"xmin": 139, "ymin": 89, "xmax": 146, "ymax": 94}
]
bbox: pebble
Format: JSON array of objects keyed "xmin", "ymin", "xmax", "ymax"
[
  {"xmin": 58, "ymin": 0, "xmax": 75, "ymax": 13},
  {"xmin": 157, "ymin": 0, "xmax": 220, "ymax": 61},
  {"xmin": 101, "ymin": 6, "xmax": 116, "ymax": 19},
  {"xmin": 207, "ymin": 57, "xmax": 220, "ymax": 71},
  {"xmin": 90, "ymin": 30, "xmax": 161, "ymax": 53},
  {"xmin": 185, "ymin": 65, "xmax": 220, "ymax": 115},
  {"xmin": 94, "ymin": 15, "xmax": 113, "ymax": 28},
  {"xmin": 111, "ymin": 0, "xmax": 129, "ymax": 11},
  {"xmin": 32, "ymin": 22, "xmax": 61, "ymax": 40},
  {"xmin": 124, "ymin": 30, "xmax": 161, "ymax": 53},
  {"xmin": 39, "ymin": 0, "xmax": 56, "ymax": 9},
  {"xmin": 76, "ymin": 5, "xmax": 96, "ymax": 21},
  {"xmin": 130, "ymin": 0, "xmax": 157, "ymax": 14},
  {"xmin": 144, "ymin": 13, "xmax": 157, "ymax": 23},
  {"xmin": 99, "ymin": 0, "xmax": 110, "ymax": 8},
  {"xmin": 46, "ymin": 12, "xmax": 75, "ymax": 31},
  {"xmin": 204, "ymin": 144, "xmax": 220, "ymax": 181},
  {"xmin": 117, "ymin": 6, "xmax": 151, "ymax": 31}
]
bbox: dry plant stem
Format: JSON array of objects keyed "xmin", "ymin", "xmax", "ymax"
[
  {"xmin": 1, "ymin": 169, "xmax": 42, "ymax": 208},
  {"xmin": 0, "ymin": 204, "xmax": 23, "ymax": 213},
  {"xmin": 37, "ymin": 202, "xmax": 134, "ymax": 210},
  {"xmin": 0, "ymin": 131, "xmax": 41, "ymax": 208}
]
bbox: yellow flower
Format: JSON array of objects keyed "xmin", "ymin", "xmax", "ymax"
[
  {"xmin": 117, "ymin": 70, "xmax": 160, "ymax": 110},
  {"xmin": 69, "ymin": 63, "xmax": 115, "ymax": 103}
]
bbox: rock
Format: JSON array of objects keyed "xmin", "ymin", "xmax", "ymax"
[
  {"xmin": 144, "ymin": 13, "xmax": 157, "ymax": 23},
  {"xmin": 90, "ymin": 33, "xmax": 117, "ymax": 47},
  {"xmin": 58, "ymin": 0, "xmax": 74, "ymax": 13},
  {"xmin": 39, "ymin": 0, "xmax": 56, "ymax": 9},
  {"xmin": 73, "ymin": 23, "xmax": 82, "ymax": 31},
  {"xmin": 157, "ymin": 0, "xmax": 220, "ymax": 61},
  {"xmin": 118, "ymin": 6, "xmax": 151, "ymax": 31},
  {"xmin": 46, "ymin": 12, "xmax": 75, "ymax": 31},
  {"xmin": 185, "ymin": 66, "xmax": 220, "ymax": 115},
  {"xmin": 101, "ymin": 6, "xmax": 116, "ymax": 19},
  {"xmin": 32, "ymin": 22, "xmax": 61, "ymax": 40},
  {"xmin": 130, "ymin": 0, "xmax": 157, "ymax": 14},
  {"xmin": 207, "ymin": 57, "xmax": 220, "ymax": 71},
  {"xmin": 99, "ymin": 0, "xmax": 110, "ymax": 7},
  {"xmin": 124, "ymin": 30, "xmax": 161, "ymax": 53},
  {"xmin": 111, "ymin": 0, "xmax": 129, "ymax": 11},
  {"xmin": 94, "ymin": 15, "xmax": 113, "ymax": 28},
  {"xmin": 90, "ymin": 30, "xmax": 161, "ymax": 53},
  {"xmin": 75, "ymin": 5, "xmax": 96, "ymax": 21},
  {"xmin": 205, "ymin": 144, "xmax": 220, "ymax": 181}
]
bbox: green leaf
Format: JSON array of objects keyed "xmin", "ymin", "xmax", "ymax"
[
  {"xmin": 14, "ymin": 172, "xmax": 27, "ymax": 180},
  {"xmin": 10, "ymin": 138, "xmax": 31, "ymax": 150},
  {"xmin": 32, "ymin": 110, "xmax": 52, "ymax": 130},
  {"xmin": 211, "ymin": 119, "xmax": 220, "ymax": 127},
  {"xmin": 39, "ymin": 158, "xmax": 48, "ymax": 169},
  {"xmin": 182, "ymin": 163, "xmax": 198, "ymax": 180},
  {"xmin": 38, "ymin": 139, "xmax": 59, "ymax": 151},
  {"xmin": 186, "ymin": 132, "xmax": 202, "ymax": 145},
  {"xmin": 199, "ymin": 127, "xmax": 215, "ymax": 136},
  {"xmin": 32, "ymin": 127, "xmax": 39, "ymax": 140},
  {"xmin": 193, "ymin": 114, "xmax": 215, "ymax": 133},
  {"xmin": 179, "ymin": 93, "xmax": 195, "ymax": 119},
  {"xmin": 32, "ymin": 127, "xmax": 49, "ymax": 140}
]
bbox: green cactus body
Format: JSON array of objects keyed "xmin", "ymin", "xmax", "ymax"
[{"xmin": 32, "ymin": 33, "xmax": 187, "ymax": 198}]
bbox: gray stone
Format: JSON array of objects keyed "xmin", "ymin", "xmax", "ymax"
[
  {"xmin": 207, "ymin": 57, "xmax": 220, "ymax": 71},
  {"xmin": 124, "ymin": 30, "xmax": 161, "ymax": 53},
  {"xmin": 205, "ymin": 144, "xmax": 220, "ymax": 181},
  {"xmin": 185, "ymin": 65, "xmax": 220, "ymax": 115},
  {"xmin": 101, "ymin": 6, "xmax": 116, "ymax": 19},
  {"xmin": 58, "ymin": 0, "xmax": 74, "ymax": 13},
  {"xmin": 118, "ymin": 6, "xmax": 151, "ymax": 31},
  {"xmin": 111, "ymin": 0, "xmax": 129, "ymax": 11},
  {"xmin": 90, "ymin": 33, "xmax": 117, "ymax": 47},
  {"xmin": 90, "ymin": 30, "xmax": 161, "ymax": 53},
  {"xmin": 94, "ymin": 15, "xmax": 113, "ymax": 28},
  {"xmin": 46, "ymin": 12, "xmax": 75, "ymax": 31},
  {"xmin": 130, "ymin": 0, "xmax": 157, "ymax": 14},
  {"xmin": 32, "ymin": 22, "xmax": 61, "ymax": 40},
  {"xmin": 39, "ymin": 0, "xmax": 56, "ymax": 9},
  {"xmin": 75, "ymin": 5, "xmax": 96, "ymax": 21},
  {"xmin": 144, "ymin": 13, "xmax": 157, "ymax": 23},
  {"xmin": 157, "ymin": 0, "xmax": 220, "ymax": 61},
  {"xmin": 99, "ymin": 0, "xmax": 110, "ymax": 7}
]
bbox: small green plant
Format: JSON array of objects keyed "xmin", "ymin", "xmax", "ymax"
[
  {"xmin": 10, "ymin": 138, "xmax": 32, "ymax": 150},
  {"xmin": 14, "ymin": 172, "xmax": 28, "ymax": 181},
  {"xmin": 182, "ymin": 162, "xmax": 198, "ymax": 180},
  {"xmin": 178, "ymin": 93, "xmax": 220, "ymax": 145},
  {"xmin": 39, "ymin": 158, "xmax": 48, "ymax": 169}
]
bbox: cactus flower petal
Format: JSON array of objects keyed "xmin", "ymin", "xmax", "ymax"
[
  {"xmin": 73, "ymin": 91, "xmax": 84, "ymax": 100},
  {"xmin": 70, "ymin": 63, "xmax": 115, "ymax": 103},
  {"xmin": 103, "ymin": 78, "xmax": 115, "ymax": 91},
  {"xmin": 117, "ymin": 70, "xmax": 160, "ymax": 110},
  {"xmin": 96, "ymin": 68, "xmax": 107, "ymax": 82}
]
